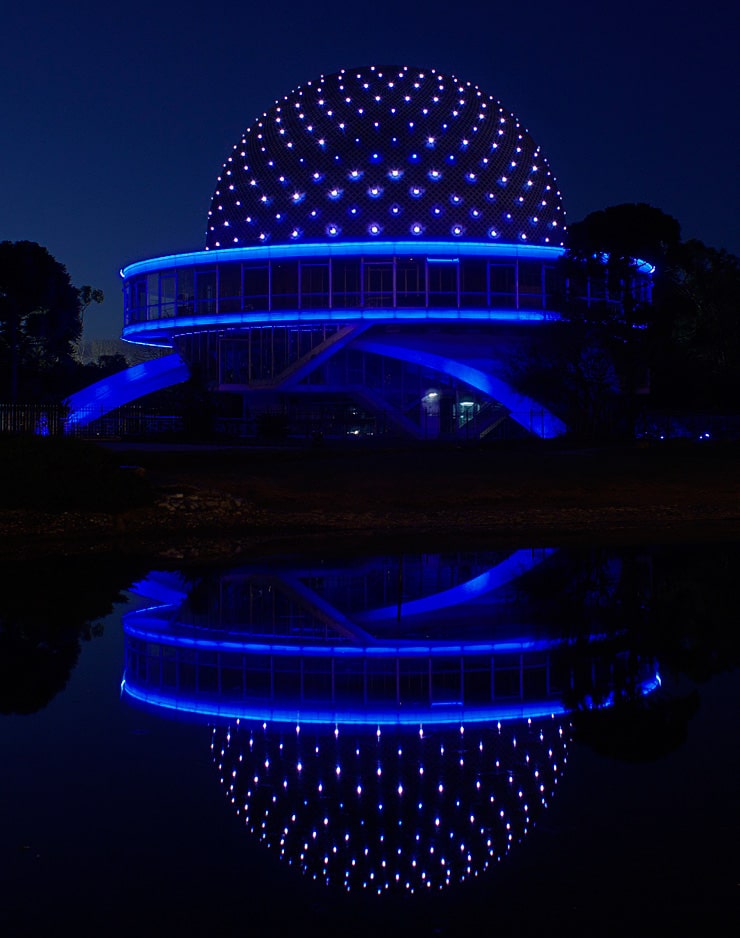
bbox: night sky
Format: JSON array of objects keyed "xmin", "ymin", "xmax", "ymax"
[{"xmin": 2, "ymin": 0, "xmax": 738, "ymax": 340}]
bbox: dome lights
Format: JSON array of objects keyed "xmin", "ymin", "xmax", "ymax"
[{"xmin": 204, "ymin": 66, "xmax": 565, "ymax": 248}]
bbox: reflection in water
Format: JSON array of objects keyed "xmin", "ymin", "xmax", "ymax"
[
  {"xmin": 0, "ymin": 555, "xmax": 147, "ymax": 715},
  {"xmin": 121, "ymin": 549, "xmax": 661, "ymax": 893},
  {"xmin": 212, "ymin": 717, "xmax": 567, "ymax": 893}
]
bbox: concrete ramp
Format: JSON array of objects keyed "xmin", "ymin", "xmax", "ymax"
[{"xmin": 65, "ymin": 353, "xmax": 190, "ymax": 429}]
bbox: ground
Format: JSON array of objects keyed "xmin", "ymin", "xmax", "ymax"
[{"xmin": 2, "ymin": 439, "xmax": 739, "ymax": 562}]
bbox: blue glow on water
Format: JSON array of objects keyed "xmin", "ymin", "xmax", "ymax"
[
  {"xmin": 121, "ymin": 680, "xmax": 571, "ymax": 725},
  {"xmin": 121, "ymin": 551, "xmax": 662, "ymax": 732},
  {"xmin": 123, "ymin": 614, "xmax": 583, "ymax": 658},
  {"xmin": 356, "ymin": 548, "xmax": 554, "ymax": 622}
]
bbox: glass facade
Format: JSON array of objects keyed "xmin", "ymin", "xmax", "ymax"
[
  {"xmin": 125, "ymin": 636, "xmax": 569, "ymax": 708},
  {"xmin": 124, "ymin": 254, "xmax": 565, "ymax": 325}
]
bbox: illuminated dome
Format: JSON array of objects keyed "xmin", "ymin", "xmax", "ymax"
[
  {"xmin": 206, "ymin": 65, "xmax": 566, "ymax": 249},
  {"xmin": 103, "ymin": 63, "xmax": 653, "ymax": 443}
]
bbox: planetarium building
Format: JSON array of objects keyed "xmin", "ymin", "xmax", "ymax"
[{"xmin": 111, "ymin": 65, "xmax": 650, "ymax": 440}]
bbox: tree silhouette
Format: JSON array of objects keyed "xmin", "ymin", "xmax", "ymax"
[
  {"xmin": 75, "ymin": 284, "xmax": 105, "ymax": 362},
  {"xmin": 0, "ymin": 241, "xmax": 83, "ymax": 401},
  {"xmin": 0, "ymin": 555, "xmax": 148, "ymax": 714},
  {"xmin": 653, "ymin": 240, "xmax": 740, "ymax": 408},
  {"xmin": 565, "ymin": 202, "xmax": 681, "ymax": 270},
  {"xmin": 511, "ymin": 203, "xmax": 740, "ymax": 433}
]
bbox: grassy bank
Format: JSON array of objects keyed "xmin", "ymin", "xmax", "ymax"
[
  {"xmin": 0, "ymin": 436, "xmax": 153, "ymax": 512},
  {"xmin": 1, "ymin": 437, "xmax": 739, "ymax": 560}
]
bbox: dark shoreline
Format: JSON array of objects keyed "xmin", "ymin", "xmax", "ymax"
[{"xmin": 2, "ymin": 438, "xmax": 739, "ymax": 562}]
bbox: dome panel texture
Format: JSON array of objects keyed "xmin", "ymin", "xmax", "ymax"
[{"xmin": 206, "ymin": 65, "xmax": 565, "ymax": 249}]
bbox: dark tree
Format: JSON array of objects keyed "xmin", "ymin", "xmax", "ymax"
[
  {"xmin": 563, "ymin": 205, "xmax": 683, "ymax": 431},
  {"xmin": 565, "ymin": 202, "xmax": 682, "ymax": 269},
  {"xmin": 0, "ymin": 241, "xmax": 83, "ymax": 401},
  {"xmin": 506, "ymin": 204, "xmax": 697, "ymax": 437},
  {"xmin": 0, "ymin": 555, "xmax": 149, "ymax": 715},
  {"xmin": 75, "ymin": 284, "xmax": 105, "ymax": 360},
  {"xmin": 653, "ymin": 240, "xmax": 740, "ymax": 408}
]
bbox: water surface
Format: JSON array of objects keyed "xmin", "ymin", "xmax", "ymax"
[{"xmin": 1, "ymin": 546, "xmax": 737, "ymax": 936}]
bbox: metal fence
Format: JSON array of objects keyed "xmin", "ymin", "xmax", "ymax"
[
  {"xmin": 0, "ymin": 403, "xmax": 183, "ymax": 439},
  {"xmin": 6, "ymin": 400, "xmax": 740, "ymax": 444}
]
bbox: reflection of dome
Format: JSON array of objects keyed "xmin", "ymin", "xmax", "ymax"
[
  {"xmin": 205, "ymin": 66, "xmax": 565, "ymax": 248},
  {"xmin": 122, "ymin": 552, "xmax": 662, "ymax": 895},
  {"xmin": 212, "ymin": 717, "xmax": 568, "ymax": 893}
]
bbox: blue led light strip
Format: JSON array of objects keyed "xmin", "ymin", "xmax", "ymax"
[
  {"xmin": 122, "ymin": 241, "xmax": 655, "ymax": 278},
  {"xmin": 123, "ymin": 612, "xmax": 600, "ymax": 657},
  {"xmin": 120, "ymin": 672, "xmax": 661, "ymax": 726},
  {"xmin": 121, "ymin": 307, "xmax": 559, "ymax": 345},
  {"xmin": 120, "ymin": 679, "xmax": 567, "ymax": 725},
  {"xmin": 122, "ymin": 241, "xmax": 566, "ymax": 278}
]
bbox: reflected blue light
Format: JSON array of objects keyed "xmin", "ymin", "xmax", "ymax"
[
  {"xmin": 122, "ymin": 552, "xmax": 662, "ymax": 732},
  {"xmin": 356, "ymin": 548, "xmax": 553, "ymax": 622},
  {"xmin": 124, "ymin": 614, "xmax": 587, "ymax": 658},
  {"xmin": 123, "ymin": 678, "xmax": 569, "ymax": 725}
]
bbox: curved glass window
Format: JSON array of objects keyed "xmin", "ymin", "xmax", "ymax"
[
  {"xmin": 396, "ymin": 258, "xmax": 425, "ymax": 308},
  {"xmin": 243, "ymin": 265, "xmax": 268, "ymax": 311},
  {"xmin": 123, "ymin": 255, "xmax": 626, "ymax": 324}
]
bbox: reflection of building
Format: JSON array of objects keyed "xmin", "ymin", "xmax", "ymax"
[
  {"xmin": 212, "ymin": 718, "xmax": 568, "ymax": 892},
  {"xmin": 68, "ymin": 66, "xmax": 653, "ymax": 436},
  {"xmin": 122, "ymin": 551, "xmax": 659, "ymax": 725},
  {"xmin": 121, "ymin": 550, "xmax": 660, "ymax": 893}
]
